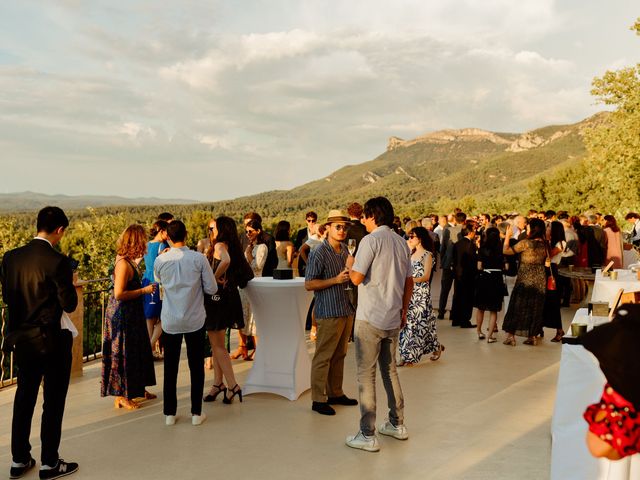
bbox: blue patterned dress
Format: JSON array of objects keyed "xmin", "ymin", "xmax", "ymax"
[{"xmin": 399, "ymin": 251, "xmax": 440, "ymax": 363}]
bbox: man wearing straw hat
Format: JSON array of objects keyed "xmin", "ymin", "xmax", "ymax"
[{"xmin": 305, "ymin": 209, "xmax": 358, "ymax": 416}]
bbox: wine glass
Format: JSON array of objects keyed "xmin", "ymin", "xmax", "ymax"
[
  {"xmin": 148, "ymin": 282, "xmax": 157, "ymax": 305},
  {"xmin": 347, "ymin": 239, "xmax": 356, "ymax": 256}
]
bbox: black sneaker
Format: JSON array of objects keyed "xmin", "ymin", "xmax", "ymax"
[
  {"xmin": 10, "ymin": 458, "xmax": 35, "ymax": 479},
  {"xmin": 312, "ymin": 401, "xmax": 336, "ymax": 415},
  {"xmin": 327, "ymin": 395, "xmax": 358, "ymax": 406},
  {"xmin": 39, "ymin": 459, "xmax": 78, "ymax": 480}
]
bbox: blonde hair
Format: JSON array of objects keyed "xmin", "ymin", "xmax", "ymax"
[{"xmin": 116, "ymin": 224, "xmax": 147, "ymax": 259}]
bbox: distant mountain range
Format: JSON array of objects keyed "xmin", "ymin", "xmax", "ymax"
[
  {"xmin": 0, "ymin": 191, "xmax": 197, "ymax": 213},
  {"xmin": 1, "ymin": 113, "xmax": 603, "ymax": 216}
]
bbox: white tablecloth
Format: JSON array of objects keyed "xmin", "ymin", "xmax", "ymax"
[
  {"xmin": 591, "ymin": 270, "xmax": 640, "ymax": 306},
  {"xmin": 551, "ymin": 309, "xmax": 640, "ymax": 479},
  {"xmin": 242, "ymin": 277, "xmax": 313, "ymax": 401}
]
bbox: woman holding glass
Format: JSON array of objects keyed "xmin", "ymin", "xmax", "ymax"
[
  {"xmin": 203, "ymin": 216, "xmax": 245, "ymax": 404},
  {"xmin": 101, "ymin": 224, "xmax": 157, "ymax": 409}
]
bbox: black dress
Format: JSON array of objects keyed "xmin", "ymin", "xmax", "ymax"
[
  {"xmin": 204, "ymin": 258, "xmax": 244, "ymax": 331},
  {"xmin": 474, "ymin": 248, "xmax": 504, "ymax": 312}
]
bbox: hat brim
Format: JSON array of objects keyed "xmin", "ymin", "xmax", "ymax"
[{"xmin": 325, "ymin": 217, "xmax": 352, "ymax": 224}]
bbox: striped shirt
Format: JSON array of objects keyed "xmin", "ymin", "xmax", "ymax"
[{"xmin": 305, "ymin": 239, "xmax": 355, "ymax": 319}]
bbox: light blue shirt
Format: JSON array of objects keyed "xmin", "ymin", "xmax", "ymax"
[
  {"xmin": 154, "ymin": 247, "xmax": 217, "ymax": 334},
  {"xmin": 352, "ymin": 225, "xmax": 412, "ymax": 330}
]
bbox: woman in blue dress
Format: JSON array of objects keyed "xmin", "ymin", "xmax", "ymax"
[
  {"xmin": 399, "ymin": 226, "xmax": 444, "ymax": 365},
  {"xmin": 141, "ymin": 220, "xmax": 168, "ymax": 359}
]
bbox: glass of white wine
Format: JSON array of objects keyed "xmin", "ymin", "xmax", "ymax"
[{"xmin": 345, "ymin": 239, "xmax": 356, "ymax": 291}]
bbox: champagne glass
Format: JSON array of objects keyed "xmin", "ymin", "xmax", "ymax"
[
  {"xmin": 148, "ymin": 282, "xmax": 156, "ymax": 305},
  {"xmin": 347, "ymin": 239, "xmax": 356, "ymax": 256}
]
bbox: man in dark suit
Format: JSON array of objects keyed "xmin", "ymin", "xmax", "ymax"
[
  {"xmin": 1, "ymin": 206, "xmax": 79, "ymax": 480},
  {"xmin": 438, "ymin": 212, "xmax": 465, "ymax": 319},
  {"xmin": 294, "ymin": 211, "xmax": 318, "ymax": 276},
  {"xmin": 450, "ymin": 221, "xmax": 478, "ymax": 328}
]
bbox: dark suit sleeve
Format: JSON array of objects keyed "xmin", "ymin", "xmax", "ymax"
[
  {"xmin": 53, "ymin": 256, "xmax": 78, "ymax": 313},
  {"xmin": 440, "ymin": 228, "xmax": 450, "ymax": 257}
]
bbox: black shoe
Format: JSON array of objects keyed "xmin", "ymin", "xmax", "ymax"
[
  {"xmin": 10, "ymin": 458, "xmax": 35, "ymax": 479},
  {"xmin": 312, "ymin": 401, "xmax": 336, "ymax": 415},
  {"xmin": 327, "ymin": 395, "xmax": 358, "ymax": 406},
  {"xmin": 436, "ymin": 314, "xmax": 445, "ymax": 320},
  {"xmin": 460, "ymin": 323, "xmax": 477, "ymax": 329},
  {"xmin": 39, "ymin": 459, "xmax": 78, "ymax": 480}
]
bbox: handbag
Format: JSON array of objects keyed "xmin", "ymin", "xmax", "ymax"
[
  {"xmin": 236, "ymin": 258, "xmax": 255, "ymax": 289},
  {"xmin": 547, "ymin": 273, "xmax": 557, "ymax": 291},
  {"xmin": 545, "ymin": 243, "xmax": 557, "ymax": 291}
]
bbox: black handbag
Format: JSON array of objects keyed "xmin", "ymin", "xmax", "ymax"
[
  {"xmin": 3, "ymin": 325, "xmax": 56, "ymax": 361},
  {"xmin": 236, "ymin": 258, "xmax": 254, "ymax": 289}
]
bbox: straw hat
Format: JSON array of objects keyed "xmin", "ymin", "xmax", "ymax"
[{"xmin": 325, "ymin": 209, "xmax": 351, "ymax": 224}]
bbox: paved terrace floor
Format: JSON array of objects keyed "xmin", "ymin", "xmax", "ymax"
[{"xmin": 0, "ymin": 277, "xmax": 575, "ymax": 480}]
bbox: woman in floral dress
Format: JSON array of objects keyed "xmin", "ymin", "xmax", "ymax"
[
  {"xmin": 399, "ymin": 226, "xmax": 444, "ymax": 365},
  {"xmin": 101, "ymin": 224, "xmax": 157, "ymax": 409}
]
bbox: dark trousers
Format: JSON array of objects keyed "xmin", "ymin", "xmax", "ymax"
[
  {"xmin": 163, "ymin": 328, "xmax": 205, "ymax": 416},
  {"xmin": 438, "ymin": 268, "xmax": 454, "ymax": 315},
  {"xmin": 450, "ymin": 277, "xmax": 475, "ymax": 326},
  {"xmin": 12, "ymin": 330, "xmax": 73, "ymax": 466}
]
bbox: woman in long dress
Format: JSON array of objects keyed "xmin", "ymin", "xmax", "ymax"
[
  {"xmin": 603, "ymin": 215, "xmax": 624, "ymax": 269},
  {"xmin": 399, "ymin": 226, "xmax": 443, "ymax": 365},
  {"xmin": 230, "ymin": 219, "xmax": 267, "ymax": 361},
  {"xmin": 101, "ymin": 224, "xmax": 157, "ymax": 410},
  {"xmin": 203, "ymin": 216, "xmax": 245, "ymax": 404},
  {"xmin": 502, "ymin": 218, "xmax": 548, "ymax": 346}
]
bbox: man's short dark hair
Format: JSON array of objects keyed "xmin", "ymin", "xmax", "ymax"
[
  {"xmin": 37, "ymin": 206, "xmax": 69, "ymax": 233},
  {"xmin": 557, "ymin": 212, "xmax": 569, "ymax": 220},
  {"xmin": 305, "ymin": 211, "xmax": 317, "ymax": 221},
  {"xmin": 363, "ymin": 196, "xmax": 394, "ymax": 227},
  {"xmin": 157, "ymin": 212, "xmax": 174, "ymax": 222},
  {"xmin": 625, "ymin": 212, "xmax": 640, "ymax": 220},
  {"xmin": 461, "ymin": 220, "xmax": 476, "ymax": 237},
  {"xmin": 244, "ymin": 211, "xmax": 262, "ymax": 223},
  {"xmin": 167, "ymin": 220, "xmax": 187, "ymax": 243},
  {"xmin": 455, "ymin": 212, "xmax": 467, "ymax": 224},
  {"xmin": 545, "ymin": 210, "xmax": 556, "ymax": 219}
]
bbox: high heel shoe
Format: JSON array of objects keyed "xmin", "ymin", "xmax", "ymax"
[
  {"xmin": 430, "ymin": 344, "xmax": 445, "ymax": 361},
  {"xmin": 144, "ymin": 390, "xmax": 157, "ymax": 400},
  {"xmin": 503, "ymin": 337, "xmax": 516, "ymax": 346},
  {"xmin": 477, "ymin": 332, "xmax": 486, "ymax": 340},
  {"xmin": 114, "ymin": 396, "xmax": 139, "ymax": 410},
  {"xmin": 523, "ymin": 337, "xmax": 537, "ymax": 346},
  {"xmin": 487, "ymin": 337, "xmax": 497, "ymax": 343},
  {"xmin": 223, "ymin": 384, "xmax": 243, "ymax": 404},
  {"xmin": 203, "ymin": 383, "xmax": 227, "ymax": 402},
  {"xmin": 550, "ymin": 330, "xmax": 565, "ymax": 343},
  {"xmin": 230, "ymin": 346, "xmax": 247, "ymax": 360}
]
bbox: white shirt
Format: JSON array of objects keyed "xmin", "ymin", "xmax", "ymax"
[{"xmin": 154, "ymin": 246, "xmax": 217, "ymax": 334}]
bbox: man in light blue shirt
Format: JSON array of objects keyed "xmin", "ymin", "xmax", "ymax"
[
  {"xmin": 154, "ymin": 220, "xmax": 216, "ymax": 426},
  {"xmin": 347, "ymin": 196, "xmax": 413, "ymax": 452}
]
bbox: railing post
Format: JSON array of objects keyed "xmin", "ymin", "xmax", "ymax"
[{"xmin": 69, "ymin": 276, "xmax": 84, "ymax": 377}]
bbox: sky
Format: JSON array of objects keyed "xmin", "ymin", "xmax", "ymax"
[{"xmin": 0, "ymin": 0, "xmax": 637, "ymax": 202}]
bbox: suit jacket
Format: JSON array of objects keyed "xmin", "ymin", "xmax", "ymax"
[
  {"xmin": 294, "ymin": 228, "xmax": 310, "ymax": 251},
  {"xmin": 453, "ymin": 237, "xmax": 477, "ymax": 281},
  {"xmin": 0, "ymin": 239, "xmax": 77, "ymax": 333},
  {"xmin": 346, "ymin": 221, "xmax": 367, "ymax": 253},
  {"xmin": 440, "ymin": 225, "xmax": 462, "ymax": 270}
]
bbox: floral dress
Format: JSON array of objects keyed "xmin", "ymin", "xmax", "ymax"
[
  {"xmin": 101, "ymin": 258, "xmax": 156, "ymax": 399},
  {"xmin": 399, "ymin": 252, "xmax": 440, "ymax": 363}
]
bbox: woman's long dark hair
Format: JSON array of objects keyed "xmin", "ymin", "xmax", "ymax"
[
  {"xmin": 604, "ymin": 215, "xmax": 620, "ymax": 233},
  {"xmin": 245, "ymin": 219, "xmax": 266, "ymax": 245},
  {"xmin": 207, "ymin": 216, "xmax": 246, "ymax": 282},
  {"xmin": 274, "ymin": 220, "xmax": 291, "ymax": 241},
  {"xmin": 480, "ymin": 227, "xmax": 502, "ymax": 258},
  {"xmin": 527, "ymin": 218, "xmax": 546, "ymax": 240},
  {"xmin": 549, "ymin": 221, "xmax": 566, "ymax": 247},
  {"xmin": 409, "ymin": 227, "xmax": 435, "ymax": 255}
]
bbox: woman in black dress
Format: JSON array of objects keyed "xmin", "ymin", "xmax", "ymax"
[
  {"xmin": 502, "ymin": 219, "xmax": 548, "ymax": 346},
  {"xmin": 544, "ymin": 221, "xmax": 566, "ymax": 341},
  {"xmin": 203, "ymin": 216, "xmax": 246, "ymax": 404},
  {"xmin": 474, "ymin": 227, "xmax": 505, "ymax": 343}
]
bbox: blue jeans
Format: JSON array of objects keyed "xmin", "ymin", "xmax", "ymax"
[{"xmin": 354, "ymin": 320, "xmax": 404, "ymax": 436}]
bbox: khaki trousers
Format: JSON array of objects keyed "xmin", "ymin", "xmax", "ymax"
[{"xmin": 311, "ymin": 315, "xmax": 354, "ymax": 402}]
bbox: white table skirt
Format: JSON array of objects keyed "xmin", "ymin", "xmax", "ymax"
[
  {"xmin": 242, "ymin": 277, "xmax": 313, "ymax": 401},
  {"xmin": 551, "ymin": 310, "xmax": 640, "ymax": 479},
  {"xmin": 591, "ymin": 270, "xmax": 640, "ymax": 306}
]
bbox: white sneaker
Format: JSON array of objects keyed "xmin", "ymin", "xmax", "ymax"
[
  {"xmin": 192, "ymin": 413, "xmax": 207, "ymax": 426},
  {"xmin": 378, "ymin": 420, "xmax": 409, "ymax": 440},
  {"xmin": 346, "ymin": 431, "xmax": 380, "ymax": 452},
  {"xmin": 165, "ymin": 415, "xmax": 176, "ymax": 426}
]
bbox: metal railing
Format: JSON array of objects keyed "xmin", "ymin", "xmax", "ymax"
[{"xmin": 0, "ymin": 278, "xmax": 112, "ymax": 388}]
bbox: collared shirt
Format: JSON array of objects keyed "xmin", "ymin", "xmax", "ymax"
[
  {"xmin": 154, "ymin": 246, "xmax": 217, "ymax": 334},
  {"xmin": 631, "ymin": 219, "xmax": 640, "ymax": 244},
  {"xmin": 305, "ymin": 239, "xmax": 354, "ymax": 319},
  {"xmin": 352, "ymin": 225, "xmax": 412, "ymax": 330}
]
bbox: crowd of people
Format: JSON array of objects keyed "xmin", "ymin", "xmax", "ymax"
[{"xmin": 2, "ymin": 202, "xmax": 640, "ymax": 477}]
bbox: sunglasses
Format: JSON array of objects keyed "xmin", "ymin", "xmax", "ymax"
[
  {"xmin": 306, "ymin": 219, "xmax": 317, "ymax": 223},
  {"xmin": 408, "ymin": 234, "xmax": 416, "ymax": 238},
  {"xmin": 332, "ymin": 224, "xmax": 347, "ymax": 231},
  {"xmin": 246, "ymin": 229, "xmax": 257, "ymax": 234}
]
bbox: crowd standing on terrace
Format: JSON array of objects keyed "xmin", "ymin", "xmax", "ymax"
[{"xmin": 1, "ymin": 202, "xmax": 640, "ymax": 477}]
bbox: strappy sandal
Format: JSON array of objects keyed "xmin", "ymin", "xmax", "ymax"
[
  {"xmin": 430, "ymin": 345, "xmax": 445, "ymax": 361},
  {"xmin": 114, "ymin": 396, "xmax": 140, "ymax": 410}
]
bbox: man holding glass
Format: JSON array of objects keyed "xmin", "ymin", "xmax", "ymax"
[{"xmin": 305, "ymin": 210, "xmax": 357, "ymax": 416}]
